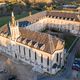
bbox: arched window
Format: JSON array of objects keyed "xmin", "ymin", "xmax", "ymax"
[
  {"xmin": 56, "ymin": 53, "xmax": 58, "ymax": 62},
  {"xmin": 24, "ymin": 47, "xmax": 26, "ymax": 56},
  {"xmin": 35, "ymin": 52, "xmax": 37, "ymax": 60},
  {"xmin": 29, "ymin": 49, "xmax": 31, "ymax": 58},
  {"xmin": 15, "ymin": 54, "xmax": 17, "ymax": 58},
  {"xmin": 41, "ymin": 54, "xmax": 43, "ymax": 63},
  {"xmin": 72, "ymin": 27, "xmax": 74, "ymax": 30},
  {"xmin": 19, "ymin": 45, "xmax": 20, "ymax": 53},
  {"xmin": 47, "ymin": 57, "xmax": 49, "ymax": 65}
]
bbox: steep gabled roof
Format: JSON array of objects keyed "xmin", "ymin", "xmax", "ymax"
[
  {"xmin": 0, "ymin": 25, "xmax": 64, "ymax": 54},
  {"xmin": 47, "ymin": 11, "xmax": 80, "ymax": 21}
]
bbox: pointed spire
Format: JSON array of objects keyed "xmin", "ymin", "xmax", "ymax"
[
  {"xmin": 12, "ymin": 11, "xmax": 14, "ymax": 17},
  {"xmin": 11, "ymin": 11, "xmax": 15, "ymax": 26}
]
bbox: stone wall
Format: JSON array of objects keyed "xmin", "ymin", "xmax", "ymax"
[{"xmin": 26, "ymin": 17, "xmax": 80, "ymax": 35}]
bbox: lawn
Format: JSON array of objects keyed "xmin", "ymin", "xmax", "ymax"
[{"xmin": 64, "ymin": 35, "xmax": 76, "ymax": 50}]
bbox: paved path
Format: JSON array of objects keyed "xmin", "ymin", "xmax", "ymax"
[{"xmin": 38, "ymin": 38, "xmax": 80, "ymax": 80}]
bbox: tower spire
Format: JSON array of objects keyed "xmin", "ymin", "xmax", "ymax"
[
  {"xmin": 11, "ymin": 12, "xmax": 16, "ymax": 26},
  {"xmin": 9, "ymin": 12, "xmax": 20, "ymax": 41}
]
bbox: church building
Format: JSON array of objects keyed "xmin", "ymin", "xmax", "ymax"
[{"xmin": 0, "ymin": 9, "xmax": 80, "ymax": 74}]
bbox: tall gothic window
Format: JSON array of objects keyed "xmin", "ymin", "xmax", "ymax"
[
  {"xmin": 41, "ymin": 54, "xmax": 43, "ymax": 63},
  {"xmin": 29, "ymin": 49, "xmax": 31, "ymax": 58},
  {"xmin": 19, "ymin": 45, "xmax": 20, "ymax": 53},
  {"xmin": 24, "ymin": 47, "xmax": 26, "ymax": 56},
  {"xmin": 47, "ymin": 57, "xmax": 49, "ymax": 65},
  {"xmin": 72, "ymin": 27, "xmax": 74, "ymax": 30},
  {"xmin": 56, "ymin": 53, "xmax": 58, "ymax": 62},
  {"xmin": 35, "ymin": 52, "xmax": 37, "ymax": 60},
  {"xmin": 59, "ymin": 53, "xmax": 61, "ymax": 66},
  {"xmin": 15, "ymin": 54, "xmax": 17, "ymax": 58}
]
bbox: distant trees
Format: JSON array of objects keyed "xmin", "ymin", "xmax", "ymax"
[{"xmin": 6, "ymin": 3, "xmax": 14, "ymax": 13}]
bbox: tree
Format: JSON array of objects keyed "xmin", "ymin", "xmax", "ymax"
[{"xmin": 6, "ymin": 3, "xmax": 14, "ymax": 13}]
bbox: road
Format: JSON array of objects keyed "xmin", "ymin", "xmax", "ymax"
[{"xmin": 38, "ymin": 38, "xmax": 80, "ymax": 80}]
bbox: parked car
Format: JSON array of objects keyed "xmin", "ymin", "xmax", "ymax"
[{"xmin": 72, "ymin": 59, "xmax": 80, "ymax": 71}]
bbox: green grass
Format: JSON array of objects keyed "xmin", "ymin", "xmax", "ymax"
[
  {"xmin": 64, "ymin": 35, "xmax": 76, "ymax": 50},
  {"xmin": 0, "ymin": 16, "xmax": 10, "ymax": 27}
]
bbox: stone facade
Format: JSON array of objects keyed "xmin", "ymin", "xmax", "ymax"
[
  {"xmin": 26, "ymin": 13, "xmax": 80, "ymax": 35},
  {"xmin": 0, "ymin": 35, "xmax": 64, "ymax": 74}
]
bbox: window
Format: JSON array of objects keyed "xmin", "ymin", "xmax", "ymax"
[
  {"xmin": 19, "ymin": 45, "xmax": 20, "ymax": 53},
  {"xmin": 24, "ymin": 47, "xmax": 26, "ymax": 56},
  {"xmin": 56, "ymin": 53, "xmax": 58, "ymax": 62},
  {"xmin": 72, "ymin": 27, "xmax": 74, "ymax": 30},
  {"xmin": 47, "ymin": 57, "xmax": 49, "ymax": 65},
  {"xmin": 29, "ymin": 49, "xmax": 31, "ymax": 58},
  {"xmin": 41, "ymin": 54, "xmax": 43, "ymax": 63},
  {"xmin": 47, "ymin": 68, "xmax": 49, "ymax": 71},
  {"xmin": 59, "ymin": 53, "xmax": 61, "ymax": 66},
  {"xmin": 41, "ymin": 65, "xmax": 43, "ymax": 68},
  {"xmin": 35, "ymin": 52, "xmax": 37, "ymax": 60},
  {"xmin": 15, "ymin": 54, "xmax": 17, "ymax": 58}
]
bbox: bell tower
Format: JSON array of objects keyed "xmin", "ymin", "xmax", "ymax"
[{"xmin": 9, "ymin": 12, "xmax": 20, "ymax": 41}]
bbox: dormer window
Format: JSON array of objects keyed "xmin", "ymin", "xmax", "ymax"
[
  {"xmin": 54, "ymin": 16, "xmax": 56, "ymax": 19},
  {"xmin": 63, "ymin": 17, "xmax": 65, "ymax": 20},
  {"xmin": 1, "ymin": 32, "xmax": 4, "ymax": 36},
  {"xmin": 34, "ymin": 42, "xmax": 38, "ymax": 48},
  {"xmin": 69, "ymin": 18, "xmax": 71, "ymax": 20},
  {"xmin": 65, "ymin": 18, "xmax": 67, "ymax": 20},
  {"xmin": 4, "ymin": 33, "xmax": 8, "ymax": 37},
  {"xmin": 52, "ymin": 16, "xmax": 54, "ymax": 18},
  {"xmin": 40, "ymin": 44, "xmax": 45, "ymax": 50},
  {"xmin": 67, "ymin": 18, "xmax": 69, "ymax": 20},
  {"xmin": 59, "ymin": 17, "xmax": 62, "ymax": 19},
  {"xmin": 56, "ymin": 16, "xmax": 58, "ymax": 18},
  {"xmin": 57, "ymin": 17, "xmax": 60, "ymax": 19},
  {"xmin": 17, "ymin": 37, "xmax": 22, "ymax": 42},
  {"xmin": 28, "ymin": 40, "xmax": 32, "ymax": 46},
  {"xmin": 73, "ymin": 19, "xmax": 75, "ymax": 21},
  {"xmin": 71, "ymin": 18, "xmax": 74, "ymax": 21},
  {"xmin": 22, "ymin": 38, "xmax": 27, "ymax": 44},
  {"xmin": 32, "ymin": 41, "xmax": 36, "ymax": 46}
]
